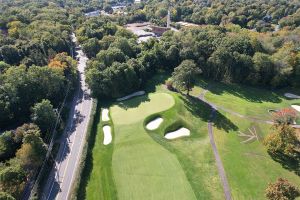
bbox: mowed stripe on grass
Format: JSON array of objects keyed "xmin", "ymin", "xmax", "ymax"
[{"xmin": 110, "ymin": 93, "xmax": 197, "ymax": 200}]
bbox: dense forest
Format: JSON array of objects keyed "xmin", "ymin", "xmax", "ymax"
[
  {"xmin": 124, "ymin": 0, "xmax": 300, "ymax": 32},
  {"xmin": 81, "ymin": 17, "xmax": 300, "ymax": 99},
  {"xmin": 0, "ymin": 1, "xmax": 78, "ymax": 199}
]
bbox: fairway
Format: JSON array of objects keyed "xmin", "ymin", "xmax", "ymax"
[
  {"xmin": 110, "ymin": 93, "xmax": 196, "ymax": 200},
  {"xmin": 213, "ymin": 112, "xmax": 300, "ymax": 199},
  {"xmin": 193, "ymin": 80, "xmax": 300, "ymax": 121}
]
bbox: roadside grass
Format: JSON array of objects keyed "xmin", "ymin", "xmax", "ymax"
[
  {"xmin": 213, "ymin": 111, "xmax": 300, "ymax": 200},
  {"xmin": 193, "ymin": 80, "xmax": 300, "ymax": 121},
  {"xmin": 110, "ymin": 92, "xmax": 197, "ymax": 200},
  {"xmin": 78, "ymin": 103, "xmax": 118, "ymax": 200}
]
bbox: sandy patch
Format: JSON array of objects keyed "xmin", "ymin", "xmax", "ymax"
[
  {"xmin": 102, "ymin": 108, "xmax": 110, "ymax": 121},
  {"xmin": 284, "ymin": 93, "xmax": 300, "ymax": 99},
  {"xmin": 292, "ymin": 105, "xmax": 300, "ymax": 112},
  {"xmin": 146, "ymin": 117, "xmax": 163, "ymax": 130},
  {"xmin": 103, "ymin": 125, "xmax": 112, "ymax": 145},
  {"xmin": 165, "ymin": 127, "xmax": 190, "ymax": 140},
  {"xmin": 117, "ymin": 91, "xmax": 145, "ymax": 101}
]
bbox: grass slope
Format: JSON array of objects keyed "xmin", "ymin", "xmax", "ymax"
[
  {"xmin": 110, "ymin": 93, "xmax": 196, "ymax": 200},
  {"xmin": 213, "ymin": 112, "xmax": 300, "ymax": 199},
  {"xmin": 144, "ymin": 91, "xmax": 224, "ymax": 199},
  {"xmin": 195, "ymin": 80, "xmax": 300, "ymax": 120}
]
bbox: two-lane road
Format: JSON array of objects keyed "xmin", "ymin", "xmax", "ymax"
[{"xmin": 42, "ymin": 33, "xmax": 93, "ymax": 200}]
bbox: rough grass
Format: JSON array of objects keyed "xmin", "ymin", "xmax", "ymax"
[
  {"xmin": 193, "ymin": 80, "xmax": 300, "ymax": 121},
  {"xmin": 213, "ymin": 112, "xmax": 300, "ymax": 199},
  {"xmin": 81, "ymin": 106, "xmax": 118, "ymax": 200}
]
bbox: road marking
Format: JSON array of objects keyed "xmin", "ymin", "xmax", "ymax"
[
  {"xmin": 65, "ymin": 99, "xmax": 92, "ymax": 199},
  {"xmin": 46, "ymin": 99, "xmax": 82, "ymax": 200},
  {"xmin": 53, "ymin": 93, "xmax": 85, "ymax": 200},
  {"xmin": 46, "ymin": 52, "xmax": 88, "ymax": 200}
]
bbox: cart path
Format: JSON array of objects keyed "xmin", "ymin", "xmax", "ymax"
[{"xmin": 207, "ymin": 108, "xmax": 232, "ymax": 200}]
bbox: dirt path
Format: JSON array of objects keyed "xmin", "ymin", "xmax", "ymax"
[{"xmin": 206, "ymin": 102, "xmax": 232, "ymax": 200}]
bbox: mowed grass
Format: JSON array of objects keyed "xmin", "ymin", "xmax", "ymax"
[
  {"xmin": 213, "ymin": 112, "xmax": 300, "ymax": 200},
  {"xmin": 194, "ymin": 80, "xmax": 300, "ymax": 120},
  {"xmin": 84, "ymin": 107, "xmax": 117, "ymax": 200},
  {"xmin": 110, "ymin": 93, "xmax": 197, "ymax": 200},
  {"xmin": 144, "ymin": 90, "xmax": 224, "ymax": 199}
]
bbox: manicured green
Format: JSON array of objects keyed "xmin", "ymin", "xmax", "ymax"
[
  {"xmin": 110, "ymin": 93, "xmax": 196, "ymax": 200},
  {"xmin": 144, "ymin": 91, "xmax": 224, "ymax": 199},
  {"xmin": 213, "ymin": 112, "xmax": 300, "ymax": 199}
]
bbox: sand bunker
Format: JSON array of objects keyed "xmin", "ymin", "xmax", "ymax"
[
  {"xmin": 284, "ymin": 93, "xmax": 300, "ymax": 99},
  {"xmin": 165, "ymin": 127, "xmax": 190, "ymax": 140},
  {"xmin": 292, "ymin": 105, "xmax": 300, "ymax": 112},
  {"xmin": 102, "ymin": 108, "xmax": 110, "ymax": 121},
  {"xmin": 146, "ymin": 117, "xmax": 163, "ymax": 130},
  {"xmin": 103, "ymin": 125, "xmax": 112, "ymax": 145},
  {"xmin": 117, "ymin": 91, "xmax": 145, "ymax": 101}
]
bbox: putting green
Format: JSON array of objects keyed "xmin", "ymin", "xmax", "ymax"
[
  {"xmin": 110, "ymin": 93, "xmax": 196, "ymax": 200},
  {"xmin": 111, "ymin": 93, "xmax": 175, "ymax": 125}
]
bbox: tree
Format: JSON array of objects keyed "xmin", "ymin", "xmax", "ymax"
[
  {"xmin": 0, "ymin": 192, "xmax": 15, "ymax": 200},
  {"xmin": 0, "ymin": 132, "xmax": 15, "ymax": 161},
  {"xmin": 264, "ymin": 125, "xmax": 300, "ymax": 160},
  {"xmin": 252, "ymin": 52, "xmax": 275, "ymax": 85},
  {"xmin": 266, "ymin": 178, "xmax": 300, "ymax": 200},
  {"xmin": 171, "ymin": 60, "xmax": 201, "ymax": 95},
  {"xmin": 16, "ymin": 134, "xmax": 46, "ymax": 171},
  {"xmin": 0, "ymin": 45, "xmax": 20, "ymax": 65},
  {"xmin": 82, "ymin": 38, "xmax": 101, "ymax": 58},
  {"xmin": 0, "ymin": 165, "xmax": 26, "ymax": 199},
  {"xmin": 96, "ymin": 48, "xmax": 127, "ymax": 67},
  {"xmin": 272, "ymin": 108, "xmax": 298, "ymax": 125},
  {"xmin": 0, "ymin": 62, "xmax": 10, "ymax": 74},
  {"xmin": 14, "ymin": 123, "xmax": 41, "ymax": 144},
  {"xmin": 31, "ymin": 99, "xmax": 57, "ymax": 136}
]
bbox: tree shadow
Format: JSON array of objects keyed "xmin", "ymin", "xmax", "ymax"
[
  {"xmin": 144, "ymin": 73, "xmax": 170, "ymax": 93},
  {"xmin": 76, "ymin": 103, "xmax": 100, "ymax": 199},
  {"xmin": 199, "ymin": 79, "xmax": 282, "ymax": 104},
  {"xmin": 180, "ymin": 95, "xmax": 238, "ymax": 132},
  {"xmin": 268, "ymin": 152, "xmax": 300, "ymax": 176},
  {"xmin": 116, "ymin": 94, "xmax": 150, "ymax": 110}
]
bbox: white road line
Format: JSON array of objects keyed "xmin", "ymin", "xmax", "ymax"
[
  {"xmin": 54, "ymin": 97, "xmax": 85, "ymax": 199},
  {"xmin": 46, "ymin": 90, "xmax": 83, "ymax": 200},
  {"xmin": 65, "ymin": 100, "xmax": 92, "ymax": 199}
]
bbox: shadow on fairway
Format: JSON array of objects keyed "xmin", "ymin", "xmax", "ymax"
[
  {"xmin": 116, "ymin": 94, "xmax": 150, "ymax": 110},
  {"xmin": 197, "ymin": 79, "xmax": 282, "ymax": 104},
  {"xmin": 76, "ymin": 102, "xmax": 117, "ymax": 200},
  {"xmin": 180, "ymin": 95, "xmax": 238, "ymax": 132},
  {"xmin": 268, "ymin": 151, "xmax": 300, "ymax": 176},
  {"xmin": 76, "ymin": 103, "xmax": 100, "ymax": 199}
]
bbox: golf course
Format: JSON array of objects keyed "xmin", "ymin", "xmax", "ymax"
[{"xmin": 78, "ymin": 76, "xmax": 300, "ymax": 200}]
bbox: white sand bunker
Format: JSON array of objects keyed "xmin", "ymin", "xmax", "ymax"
[
  {"xmin": 117, "ymin": 91, "xmax": 145, "ymax": 101},
  {"xmin": 291, "ymin": 105, "xmax": 300, "ymax": 112},
  {"xmin": 285, "ymin": 93, "xmax": 300, "ymax": 99},
  {"xmin": 146, "ymin": 117, "xmax": 163, "ymax": 130},
  {"xmin": 101, "ymin": 108, "xmax": 110, "ymax": 121},
  {"xmin": 103, "ymin": 125, "xmax": 112, "ymax": 145},
  {"xmin": 165, "ymin": 127, "xmax": 190, "ymax": 140}
]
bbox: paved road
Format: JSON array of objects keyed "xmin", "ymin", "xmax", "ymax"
[{"xmin": 42, "ymin": 33, "xmax": 93, "ymax": 200}]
